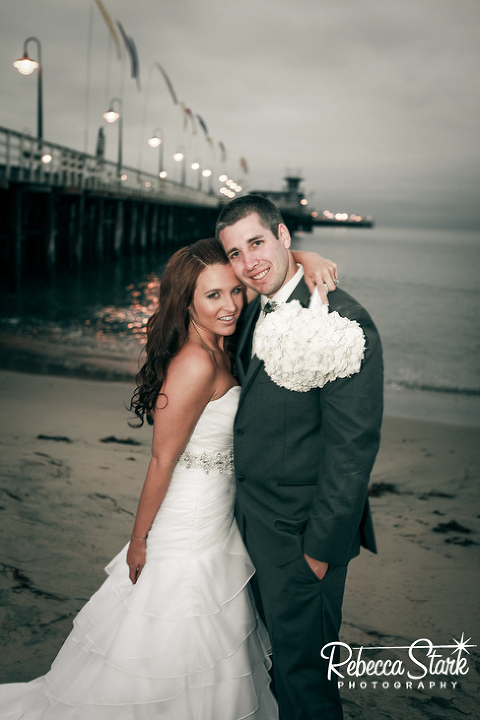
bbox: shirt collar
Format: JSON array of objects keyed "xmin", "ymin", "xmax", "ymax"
[{"xmin": 260, "ymin": 264, "xmax": 304, "ymax": 310}]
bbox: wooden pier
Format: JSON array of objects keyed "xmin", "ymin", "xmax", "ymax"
[
  {"xmin": 0, "ymin": 127, "xmax": 219, "ymax": 290},
  {"xmin": 0, "ymin": 127, "xmax": 318, "ymax": 291}
]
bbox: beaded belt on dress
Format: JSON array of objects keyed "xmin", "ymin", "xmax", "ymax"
[{"xmin": 176, "ymin": 448, "xmax": 234, "ymax": 475}]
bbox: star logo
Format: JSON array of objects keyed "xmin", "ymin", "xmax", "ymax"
[{"xmin": 451, "ymin": 633, "xmax": 475, "ymax": 657}]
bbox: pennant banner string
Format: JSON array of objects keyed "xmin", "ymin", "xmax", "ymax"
[
  {"xmin": 155, "ymin": 62, "xmax": 178, "ymax": 105},
  {"xmin": 196, "ymin": 114, "xmax": 209, "ymax": 138},
  {"xmin": 94, "ymin": 0, "xmax": 121, "ymax": 60},
  {"xmin": 117, "ymin": 21, "xmax": 141, "ymax": 90}
]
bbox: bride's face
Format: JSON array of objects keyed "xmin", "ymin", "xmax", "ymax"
[{"xmin": 190, "ymin": 263, "xmax": 244, "ymax": 337}]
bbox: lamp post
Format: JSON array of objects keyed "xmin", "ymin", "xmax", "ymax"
[
  {"xmin": 191, "ymin": 159, "xmax": 201, "ymax": 190},
  {"xmin": 148, "ymin": 127, "xmax": 164, "ymax": 176},
  {"xmin": 202, "ymin": 167, "xmax": 213, "ymax": 194},
  {"xmin": 14, "ymin": 36, "xmax": 43, "ymax": 143},
  {"xmin": 173, "ymin": 147, "xmax": 186, "ymax": 186},
  {"xmin": 103, "ymin": 97, "xmax": 123, "ymax": 177}
]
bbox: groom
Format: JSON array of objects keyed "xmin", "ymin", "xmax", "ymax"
[{"xmin": 216, "ymin": 195, "xmax": 383, "ymax": 720}]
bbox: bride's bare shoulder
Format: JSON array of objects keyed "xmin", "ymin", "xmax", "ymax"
[{"xmin": 167, "ymin": 342, "xmax": 216, "ymax": 388}]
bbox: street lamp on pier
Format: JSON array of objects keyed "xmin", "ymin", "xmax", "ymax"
[
  {"xmin": 202, "ymin": 167, "xmax": 213, "ymax": 194},
  {"xmin": 173, "ymin": 147, "xmax": 186, "ymax": 186},
  {"xmin": 148, "ymin": 127, "xmax": 164, "ymax": 176},
  {"xmin": 14, "ymin": 36, "xmax": 43, "ymax": 143},
  {"xmin": 191, "ymin": 159, "xmax": 202, "ymax": 190},
  {"xmin": 103, "ymin": 97, "xmax": 123, "ymax": 178}
]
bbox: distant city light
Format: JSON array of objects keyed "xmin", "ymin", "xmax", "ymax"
[
  {"xmin": 120, "ymin": 173, "xmax": 128, "ymax": 181},
  {"xmin": 41, "ymin": 153, "xmax": 52, "ymax": 164},
  {"xmin": 145, "ymin": 181, "xmax": 152, "ymax": 188},
  {"xmin": 202, "ymin": 168, "xmax": 212, "ymax": 178},
  {"xmin": 173, "ymin": 152, "xmax": 184, "ymax": 162},
  {"xmin": 159, "ymin": 170, "xmax": 168, "ymax": 179},
  {"xmin": 219, "ymin": 174, "xmax": 228, "ymax": 182},
  {"xmin": 148, "ymin": 136, "xmax": 162, "ymax": 148},
  {"xmin": 300, "ymin": 198, "xmax": 308, "ymax": 206},
  {"xmin": 320, "ymin": 210, "xmax": 367, "ymax": 223},
  {"xmin": 191, "ymin": 162, "xmax": 200, "ymax": 170},
  {"xmin": 311, "ymin": 211, "xmax": 318, "ymax": 218}
]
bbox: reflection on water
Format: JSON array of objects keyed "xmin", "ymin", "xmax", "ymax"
[
  {"xmin": 92, "ymin": 278, "xmax": 160, "ymax": 344},
  {"xmin": 0, "ymin": 253, "xmax": 169, "ymax": 353}
]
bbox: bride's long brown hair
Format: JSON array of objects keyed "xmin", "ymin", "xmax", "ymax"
[{"xmin": 130, "ymin": 237, "xmax": 236, "ymax": 426}]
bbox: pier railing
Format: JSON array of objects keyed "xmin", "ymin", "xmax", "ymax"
[{"xmin": 0, "ymin": 126, "xmax": 218, "ymax": 207}]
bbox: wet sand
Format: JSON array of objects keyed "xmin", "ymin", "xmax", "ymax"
[{"xmin": 0, "ymin": 370, "xmax": 479, "ymax": 718}]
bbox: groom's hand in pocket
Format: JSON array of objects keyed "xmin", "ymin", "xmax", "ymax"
[{"xmin": 304, "ymin": 554, "xmax": 329, "ymax": 580}]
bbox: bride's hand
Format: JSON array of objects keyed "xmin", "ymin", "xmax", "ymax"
[
  {"xmin": 127, "ymin": 537, "xmax": 146, "ymax": 584},
  {"xmin": 291, "ymin": 250, "xmax": 338, "ymax": 304}
]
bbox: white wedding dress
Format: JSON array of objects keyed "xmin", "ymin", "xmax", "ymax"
[{"xmin": 0, "ymin": 385, "xmax": 277, "ymax": 719}]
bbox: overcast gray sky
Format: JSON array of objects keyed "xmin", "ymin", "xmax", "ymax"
[{"xmin": 2, "ymin": 0, "xmax": 479, "ymax": 229}]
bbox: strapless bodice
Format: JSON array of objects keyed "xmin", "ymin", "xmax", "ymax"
[
  {"xmin": 184, "ymin": 385, "xmax": 241, "ymax": 454},
  {"xmin": 146, "ymin": 385, "xmax": 241, "ymax": 558}
]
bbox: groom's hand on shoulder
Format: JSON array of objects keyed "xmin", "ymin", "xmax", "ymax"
[{"xmin": 304, "ymin": 554, "xmax": 329, "ymax": 579}]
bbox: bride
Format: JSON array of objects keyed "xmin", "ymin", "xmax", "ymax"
[{"xmin": 0, "ymin": 237, "xmax": 336, "ymax": 719}]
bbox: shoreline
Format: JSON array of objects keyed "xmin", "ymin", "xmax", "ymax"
[
  {"xmin": 1, "ymin": 333, "xmax": 479, "ymax": 429},
  {"xmin": 0, "ymin": 332, "xmax": 140, "ymax": 384},
  {"xmin": 0, "ymin": 370, "xmax": 479, "ymax": 718}
]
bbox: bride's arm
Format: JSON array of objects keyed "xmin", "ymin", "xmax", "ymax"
[
  {"xmin": 243, "ymin": 251, "xmax": 338, "ymax": 305},
  {"xmin": 126, "ymin": 346, "xmax": 217, "ymax": 584},
  {"xmin": 292, "ymin": 250, "xmax": 338, "ymax": 304}
]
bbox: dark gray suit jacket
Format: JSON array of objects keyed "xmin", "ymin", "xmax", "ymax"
[{"xmin": 233, "ymin": 278, "xmax": 383, "ymax": 568}]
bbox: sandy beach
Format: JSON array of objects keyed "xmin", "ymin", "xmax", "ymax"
[{"xmin": 0, "ymin": 369, "xmax": 479, "ymax": 719}]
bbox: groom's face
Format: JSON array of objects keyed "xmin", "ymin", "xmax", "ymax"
[{"xmin": 219, "ymin": 212, "xmax": 295, "ymax": 298}]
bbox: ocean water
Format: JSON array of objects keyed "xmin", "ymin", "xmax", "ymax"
[
  {"xmin": 0, "ymin": 225, "xmax": 479, "ymax": 427},
  {"xmin": 295, "ymin": 225, "xmax": 480, "ymax": 426}
]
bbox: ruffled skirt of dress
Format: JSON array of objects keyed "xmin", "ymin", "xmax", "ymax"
[{"xmin": 0, "ymin": 518, "xmax": 277, "ymax": 719}]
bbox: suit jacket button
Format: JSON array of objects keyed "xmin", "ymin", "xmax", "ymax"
[
  {"xmin": 237, "ymin": 475, "xmax": 245, "ymax": 483},
  {"xmin": 236, "ymin": 429, "xmax": 244, "ymax": 436}
]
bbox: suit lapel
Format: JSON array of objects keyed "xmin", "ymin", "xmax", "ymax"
[
  {"xmin": 239, "ymin": 350, "xmax": 263, "ymax": 401},
  {"xmin": 287, "ymin": 276, "xmax": 311, "ymax": 307},
  {"xmin": 236, "ymin": 297, "xmax": 260, "ymax": 384}
]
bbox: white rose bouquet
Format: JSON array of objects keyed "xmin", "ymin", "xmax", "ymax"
[{"xmin": 252, "ymin": 289, "xmax": 365, "ymax": 392}]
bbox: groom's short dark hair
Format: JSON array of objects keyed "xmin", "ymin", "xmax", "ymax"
[{"xmin": 215, "ymin": 194, "xmax": 284, "ymax": 239}]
